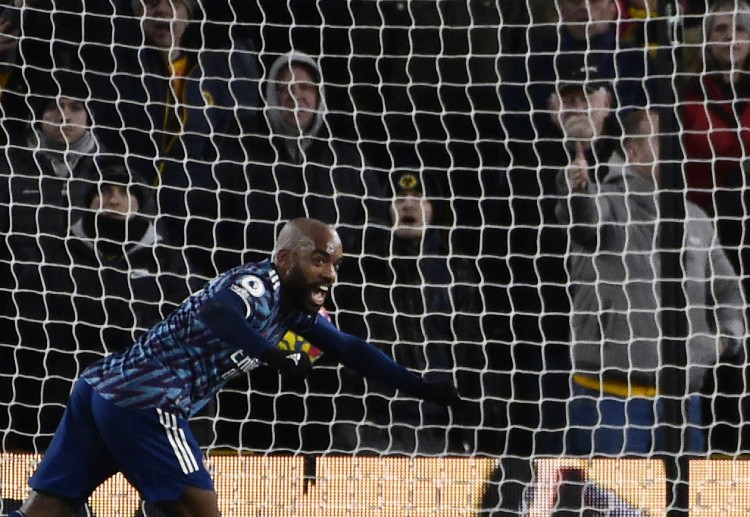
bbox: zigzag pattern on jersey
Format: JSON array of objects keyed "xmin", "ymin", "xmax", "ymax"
[{"xmin": 80, "ymin": 259, "xmax": 312, "ymax": 417}]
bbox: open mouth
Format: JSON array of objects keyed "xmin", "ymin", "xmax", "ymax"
[
  {"xmin": 151, "ymin": 21, "xmax": 173, "ymax": 36},
  {"xmin": 310, "ymin": 285, "xmax": 329, "ymax": 307}
]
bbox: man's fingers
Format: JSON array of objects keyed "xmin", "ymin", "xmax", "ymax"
[{"xmin": 574, "ymin": 141, "xmax": 586, "ymax": 159}]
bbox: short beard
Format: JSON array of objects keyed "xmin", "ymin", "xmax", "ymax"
[{"xmin": 282, "ymin": 265, "xmax": 317, "ymax": 315}]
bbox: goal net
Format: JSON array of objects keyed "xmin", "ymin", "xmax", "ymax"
[{"xmin": 1, "ymin": 0, "xmax": 749, "ymax": 514}]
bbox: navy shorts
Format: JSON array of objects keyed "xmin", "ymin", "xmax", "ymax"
[{"xmin": 29, "ymin": 379, "xmax": 214, "ymax": 507}]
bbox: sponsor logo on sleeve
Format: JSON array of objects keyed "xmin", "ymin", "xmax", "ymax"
[{"xmin": 221, "ymin": 349, "xmax": 261, "ymax": 380}]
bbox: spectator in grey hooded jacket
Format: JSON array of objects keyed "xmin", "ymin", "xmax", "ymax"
[
  {"xmin": 215, "ymin": 50, "xmax": 388, "ymax": 271},
  {"xmin": 213, "ymin": 50, "xmax": 390, "ymax": 452},
  {"xmin": 556, "ymin": 109, "xmax": 746, "ymax": 455}
]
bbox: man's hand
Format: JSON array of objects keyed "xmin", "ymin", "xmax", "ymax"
[
  {"xmin": 261, "ymin": 348, "xmax": 312, "ymax": 380},
  {"xmin": 566, "ymin": 141, "xmax": 590, "ymax": 192},
  {"xmin": 418, "ymin": 379, "xmax": 461, "ymax": 407}
]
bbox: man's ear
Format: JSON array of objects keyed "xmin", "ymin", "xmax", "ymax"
[
  {"xmin": 623, "ymin": 139, "xmax": 634, "ymax": 162},
  {"xmin": 275, "ymin": 249, "xmax": 292, "ymax": 274}
]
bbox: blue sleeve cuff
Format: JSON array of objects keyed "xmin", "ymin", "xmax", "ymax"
[{"xmin": 302, "ymin": 316, "xmax": 425, "ymax": 396}]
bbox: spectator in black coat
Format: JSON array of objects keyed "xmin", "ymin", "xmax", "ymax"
[
  {"xmin": 329, "ymin": 169, "xmax": 480, "ymax": 455},
  {"xmin": 212, "ymin": 50, "xmax": 389, "ymax": 451},
  {"xmin": 1, "ymin": 158, "xmax": 200, "ymax": 452},
  {"xmin": 215, "ymin": 50, "xmax": 389, "ymax": 274}
]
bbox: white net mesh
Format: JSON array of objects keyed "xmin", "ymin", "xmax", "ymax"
[{"xmin": 2, "ymin": 0, "xmax": 750, "ymax": 514}]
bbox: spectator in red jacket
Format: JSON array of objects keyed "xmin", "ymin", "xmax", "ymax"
[
  {"xmin": 681, "ymin": 0, "xmax": 750, "ymax": 274},
  {"xmin": 680, "ymin": 0, "xmax": 750, "ymax": 454}
]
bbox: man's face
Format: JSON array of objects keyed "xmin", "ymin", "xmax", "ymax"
[
  {"xmin": 549, "ymin": 86, "xmax": 611, "ymax": 143},
  {"xmin": 89, "ymin": 184, "xmax": 140, "ymax": 220},
  {"xmin": 708, "ymin": 12, "xmax": 750, "ymax": 70},
  {"xmin": 559, "ymin": 0, "xmax": 616, "ymax": 41},
  {"xmin": 280, "ymin": 229, "xmax": 343, "ymax": 315},
  {"xmin": 276, "ymin": 64, "xmax": 320, "ymax": 133},
  {"xmin": 625, "ymin": 112, "xmax": 660, "ymax": 182},
  {"xmin": 41, "ymin": 97, "xmax": 89, "ymax": 146},
  {"xmin": 391, "ymin": 193, "xmax": 433, "ymax": 241},
  {"xmin": 138, "ymin": 0, "xmax": 190, "ymax": 50}
]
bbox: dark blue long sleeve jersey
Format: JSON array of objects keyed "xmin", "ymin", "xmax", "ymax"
[{"xmin": 81, "ymin": 259, "xmax": 425, "ymax": 418}]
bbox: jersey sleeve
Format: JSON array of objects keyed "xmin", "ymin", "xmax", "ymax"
[
  {"xmin": 300, "ymin": 315, "xmax": 426, "ymax": 396},
  {"xmin": 197, "ymin": 279, "xmax": 276, "ymax": 359}
]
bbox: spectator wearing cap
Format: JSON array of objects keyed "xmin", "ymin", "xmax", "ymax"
[
  {"xmin": 81, "ymin": 0, "xmax": 262, "ymax": 278},
  {"xmin": 64, "ymin": 159, "xmax": 201, "ymax": 353},
  {"xmin": 547, "ymin": 53, "xmax": 622, "ymax": 182},
  {"xmin": 497, "ymin": 51, "xmax": 626, "ymax": 457},
  {"xmin": 496, "ymin": 0, "xmax": 655, "ymax": 458},
  {"xmin": 0, "ymin": 1, "xmax": 89, "ymax": 147},
  {"xmin": 680, "ymin": 0, "xmax": 750, "ymax": 453},
  {"xmin": 0, "ymin": 157, "xmax": 202, "ymax": 454},
  {"xmin": 327, "ymin": 168, "xmax": 482, "ymax": 455},
  {"xmin": 501, "ymin": 0, "xmax": 655, "ymax": 170}
]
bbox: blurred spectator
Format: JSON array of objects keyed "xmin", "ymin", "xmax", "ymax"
[
  {"xmin": 546, "ymin": 53, "xmax": 621, "ymax": 175},
  {"xmin": 681, "ymin": 0, "xmax": 750, "ymax": 272},
  {"xmin": 680, "ymin": 0, "xmax": 750, "ymax": 453},
  {"xmin": 522, "ymin": 464, "xmax": 647, "ymax": 516},
  {"xmin": 330, "ymin": 169, "xmax": 479, "ymax": 455},
  {"xmin": 501, "ymin": 0, "xmax": 654, "ymax": 170},
  {"xmin": 213, "ymin": 50, "xmax": 389, "ymax": 452},
  {"xmin": 82, "ymin": 0, "xmax": 261, "ymax": 278},
  {"xmin": 215, "ymin": 50, "xmax": 388, "ymax": 271},
  {"xmin": 67, "ymin": 160, "xmax": 201, "ymax": 349},
  {"xmin": 496, "ymin": 0, "xmax": 652, "ymax": 456},
  {"xmin": 0, "ymin": 70, "xmax": 105, "ymax": 452},
  {"xmin": 1, "ymin": 157, "xmax": 201, "ymax": 453},
  {"xmin": 481, "ymin": 459, "xmax": 648, "ymax": 515},
  {"xmin": 89, "ymin": 0, "xmax": 260, "ymax": 171},
  {"xmin": 228, "ymin": 0, "xmax": 505, "ymax": 170},
  {"xmin": 343, "ymin": 0, "xmax": 514, "ymax": 456},
  {"xmin": 556, "ymin": 108, "xmax": 745, "ymax": 455},
  {"xmin": 0, "ymin": 70, "xmax": 102, "ymax": 265},
  {"xmin": 0, "ymin": 1, "xmax": 87, "ymax": 144},
  {"xmin": 500, "ymin": 52, "xmax": 622, "ymax": 457}
]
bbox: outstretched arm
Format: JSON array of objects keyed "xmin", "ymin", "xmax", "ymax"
[
  {"xmin": 198, "ymin": 287, "xmax": 311, "ymax": 377},
  {"xmin": 301, "ymin": 315, "xmax": 459, "ymax": 406}
]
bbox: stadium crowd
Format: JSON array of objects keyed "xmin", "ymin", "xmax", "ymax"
[{"xmin": 0, "ymin": 0, "xmax": 749, "ymax": 473}]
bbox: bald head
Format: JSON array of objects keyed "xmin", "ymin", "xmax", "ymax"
[
  {"xmin": 273, "ymin": 218, "xmax": 339, "ymax": 262},
  {"xmin": 273, "ymin": 218, "xmax": 343, "ymax": 315}
]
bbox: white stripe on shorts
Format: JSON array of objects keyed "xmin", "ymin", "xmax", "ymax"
[{"xmin": 156, "ymin": 408, "xmax": 200, "ymax": 474}]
